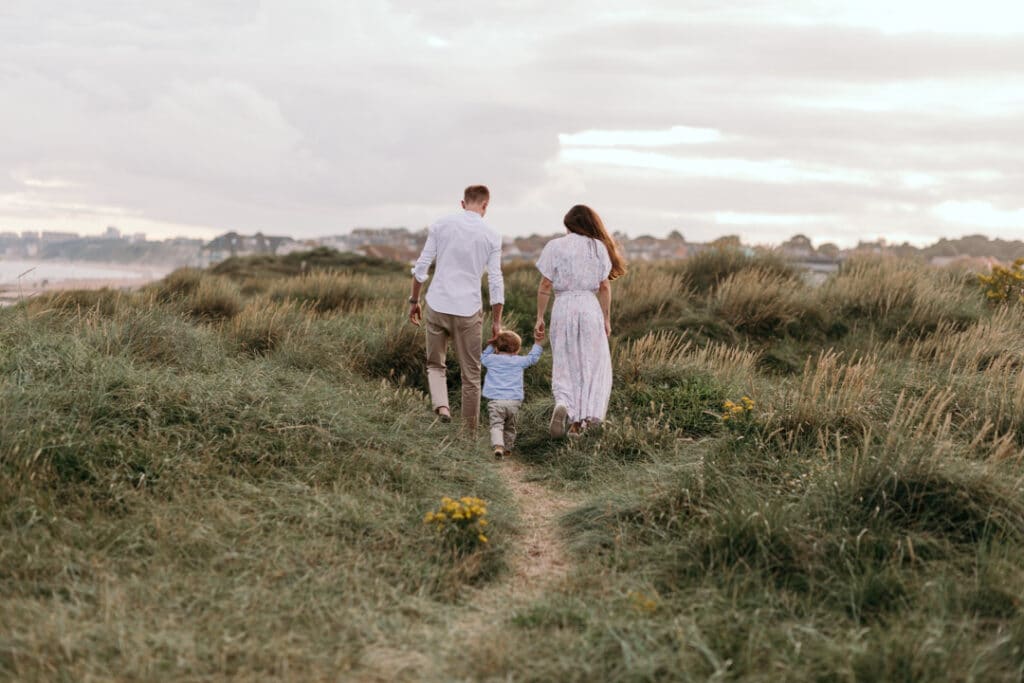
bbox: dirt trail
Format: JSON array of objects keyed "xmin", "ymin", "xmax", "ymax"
[
  {"xmin": 496, "ymin": 457, "xmax": 579, "ymax": 598},
  {"xmin": 358, "ymin": 456, "xmax": 579, "ymax": 682},
  {"xmin": 360, "ymin": 456, "xmax": 579, "ymax": 681}
]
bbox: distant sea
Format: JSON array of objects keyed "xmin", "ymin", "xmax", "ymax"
[{"xmin": 0, "ymin": 260, "xmax": 170, "ymax": 289}]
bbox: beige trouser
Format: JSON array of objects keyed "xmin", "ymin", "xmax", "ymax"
[
  {"xmin": 426, "ymin": 306, "xmax": 483, "ymax": 429},
  {"xmin": 487, "ymin": 399, "xmax": 522, "ymax": 450}
]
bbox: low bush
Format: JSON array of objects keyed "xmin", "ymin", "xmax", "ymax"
[
  {"xmin": 675, "ymin": 247, "xmax": 799, "ymax": 294},
  {"xmin": 185, "ymin": 275, "xmax": 243, "ymax": 320},
  {"xmin": 825, "ymin": 255, "xmax": 985, "ymax": 337},
  {"xmin": 269, "ymin": 271, "xmax": 405, "ymax": 313},
  {"xmin": 710, "ymin": 268, "xmax": 815, "ymax": 337}
]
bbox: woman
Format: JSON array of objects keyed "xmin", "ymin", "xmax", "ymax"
[{"xmin": 534, "ymin": 205, "xmax": 627, "ymax": 437}]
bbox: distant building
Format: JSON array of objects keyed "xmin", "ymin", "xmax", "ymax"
[
  {"xmin": 104, "ymin": 226, "xmax": 122, "ymax": 240},
  {"xmin": 40, "ymin": 231, "xmax": 79, "ymax": 243},
  {"xmin": 202, "ymin": 231, "xmax": 296, "ymax": 264}
]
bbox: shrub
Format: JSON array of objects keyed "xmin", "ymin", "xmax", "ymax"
[
  {"xmin": 423, "ymin": 496, "xmax": 490, "ymax": 550},
  {"xmin": 26, "ymin": 288, "xmax": 131, "ymax": 317},
  {"xmin": 676, "ymin": 247, "xmax": 799, "ymax": 294},
  {"xmin": 825, "ymin": 256, "xmax": 984, "ymax": 337},
  {"xmin": 228, "ymin": 300, "xmax": 304, "ymax": 355},
  {"xmin": 149, "ymin": 267, "xmax": 204, "ymax": 302},
  {"xmin": 95, "ymin": 308, "xmax": 222, "ymax": 369},
  {"xmin": 618, "ymin": 374, "xmax": 726, "ymax": 435},
  {"xmin": 710, "ymin": 269, "xmax": 812, "ymax": 337},
  {"xmin": 977, "ymin": 258, "xmax": 1024, "ymax": 304},
  {"xmin": 765, "ymin": 350, "xmax": 881, "ymax": 443},
  {"xmin": 911, "ymin": 307, "xmax": 1024, "ymax": 373},
  {"xmin": 211, "ymin": 247, "xmax": 407, "ymax": 280},
  {"xmin": 615, "ymin": 332, "xmax": 757, "ymax": 394},
  {"xmin": 186, "ymin": 276, "xmax": 243, "ymax": 320},
  {"xmin": 269, "ymin": 272, "xmax": 404, "ymax": 313},
  {"xmin": 611, "ymin": 265, "xmax": 691, "ymax": 336}
]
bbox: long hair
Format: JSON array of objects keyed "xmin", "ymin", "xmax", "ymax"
[{"xmin": 563, "ymin": 205, "xmax": 626, "ymax": 280}]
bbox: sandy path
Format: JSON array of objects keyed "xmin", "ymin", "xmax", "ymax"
[
  {"xmin": 496, "ymin": 458, "xmax": 578, "ymax": 596},
  {"xmin": 358, "ymin": 456, "xmax": 580, "ymax": 682}
]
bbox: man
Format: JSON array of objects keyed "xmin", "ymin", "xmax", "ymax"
[{"xmin": 409, "ymin": 185, "xmax": 504, "ymax": 430}]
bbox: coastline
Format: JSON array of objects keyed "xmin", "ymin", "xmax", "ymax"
[{"xmin": 0, "ymin": 260, "xmax": 173, "ymax": 305}]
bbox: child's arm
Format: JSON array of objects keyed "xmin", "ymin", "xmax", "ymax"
[
  {"xmin": 481, "ymin": 344, "xmax": 495, "ymax": 367},
  {"xmin": 521, "ymin": 343, "xmax": 543, "ymax": 368}
]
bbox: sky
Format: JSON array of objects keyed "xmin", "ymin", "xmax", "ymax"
[{"xmin": 1, "ymin": 0, "xmax": 1023, "ymax": 248}]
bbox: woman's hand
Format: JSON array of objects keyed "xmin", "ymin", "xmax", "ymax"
[
  {"xmin": 534, "ymin": 319, "xmax": 546, "ymax": 342},
  {"xmin": 604, "ymin": 318, "xmax": 611, "ymax": 337}
]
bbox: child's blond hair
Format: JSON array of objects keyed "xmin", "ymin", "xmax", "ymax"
[{"xmin": 494, "ymin": 330, "xmax": 522, "ymax": 354}]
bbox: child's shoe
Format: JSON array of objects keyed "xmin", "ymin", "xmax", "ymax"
[{"xmin": 493, "ymin": 446, "xmax": 504, "ymax": 460}]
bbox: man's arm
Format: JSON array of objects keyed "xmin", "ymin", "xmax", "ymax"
[
  {"xmin": 408, "ymin": 228, "xmax": 437, "ymax": 326},
  {"xmin": 486, "ymin": 239, "xmax": 504, "ymax": 342}
]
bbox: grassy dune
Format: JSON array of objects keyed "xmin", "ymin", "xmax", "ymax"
[{"xmin": 2, "ymin": 249, "xmax": 1023, "ymax": 681}]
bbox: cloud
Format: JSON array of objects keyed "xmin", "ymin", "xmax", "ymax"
[
  {"xmin": 540, "ymin": 21, "xmax": 1024, "ymax": 83},
  {"xmin": 1, "ymin": 0, "xmax": 1022, "ymax": 246}
]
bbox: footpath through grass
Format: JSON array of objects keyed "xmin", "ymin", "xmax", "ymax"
[{"xmin": 2, "ymin": 249, "xmax": 1024, "ymax": 681}]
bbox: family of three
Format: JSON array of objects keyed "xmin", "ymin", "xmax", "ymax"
[{"xmin": 408, "ymin": 185, "xmax": 627, "ymax": 457}]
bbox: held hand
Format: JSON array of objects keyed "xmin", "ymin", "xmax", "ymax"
[
  {"xmin": 487, "ymin": 321, "xmax": 501, "ymax": 346},
  {"xmin": 409, "ymin": 303, "xmax": 422, "ymax": 326},
  {"xmin": 534, "ymin": 319, "xmax": 546, "ymax": 343}
]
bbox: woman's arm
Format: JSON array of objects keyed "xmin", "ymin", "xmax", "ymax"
[
  {"xmin": 598, "ymin": 279, "xmax": 612, "ymax": 337},
  {"xmin": 534, "ymin": 276, "xmax": 553, "ymax": 340}
]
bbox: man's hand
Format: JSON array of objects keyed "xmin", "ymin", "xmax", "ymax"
[
  {"xmin": 488, "ymin": 320, "xmax": 501, "ymax": 345},
  {"xmin": 409, "ymin": 302, "xmax": 422, "ymax": 326}
]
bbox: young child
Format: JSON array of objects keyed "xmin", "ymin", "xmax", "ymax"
[{"xmin": 481, "ymin": 329, "xmax": 544, "ymax": 459}]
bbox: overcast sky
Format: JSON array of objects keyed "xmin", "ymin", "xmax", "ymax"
[{"xmin": 2, "ymin": 1, "xmax": 1023, "ymax": 247}]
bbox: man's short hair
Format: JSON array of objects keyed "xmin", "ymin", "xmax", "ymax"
[{"xmin": 464, "ymin": 185, "xmax": 490, "ymax": 204}]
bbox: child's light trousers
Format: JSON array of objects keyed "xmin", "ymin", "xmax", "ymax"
[{"xmin": 487, "ymin": 399, "xmax": 521, "ymax": 450}]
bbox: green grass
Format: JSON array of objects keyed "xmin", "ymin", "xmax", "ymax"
[{"xmin": 2, "ymin": 248, "xmax": 1024, "ymax": 681}]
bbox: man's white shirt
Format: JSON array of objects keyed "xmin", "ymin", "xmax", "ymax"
[{"xmin": 411, "ymin": 210, "xmax": 504, "ymax": 317}]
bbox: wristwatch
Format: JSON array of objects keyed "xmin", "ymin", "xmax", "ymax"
[{"xmin": 408, "ymin": 297, "xmax": 419, "ymax": 304}]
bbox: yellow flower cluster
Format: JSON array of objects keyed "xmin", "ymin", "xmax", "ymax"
[
  {"xmin": 629, "ymin": 591, "xmax": 658, "ymax": 614},
  {"xmin": 977, "ymin": 258, "xmax": 1024, "ymax": 304},
  {"xmin": 423, "ymin": 496, "xmax": 489, "ymax": 544},
  {"xmin": 721, "ymin": 396, "xmax": 755, "ymax": 422}
]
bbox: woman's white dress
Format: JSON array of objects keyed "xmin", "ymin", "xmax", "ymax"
[{"xmin": 536, "ymin": 233, "xmax": 613, "ymax": 423}]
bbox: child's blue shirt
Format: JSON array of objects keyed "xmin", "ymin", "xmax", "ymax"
[{"xmin": 481, "ymin": 344, "xmax": 543, "ymax": 401}]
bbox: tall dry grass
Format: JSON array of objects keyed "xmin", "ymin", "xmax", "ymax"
[
  {"xmin": 710, "ymin": 268, "xmax": 817, "ymax": 337},
  {"xmin": 825, "ymin": 255, "xmax": 985, "ymax": 336},
  {"xmin": 268, "ymin": 271, "xmax": 406, "ymax": 313},
  {"xmin": 764, "ymin": 349, "xmax": 882, "ymax": 444},
  {"xmin": 3, "ymin": 249, "xmax": 1024, "ymax": 682}
]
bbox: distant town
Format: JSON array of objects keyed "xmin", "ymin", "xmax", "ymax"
[{"xmin": 3, "ymin": 225, "xmax": 1024, "ymax": 274}]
